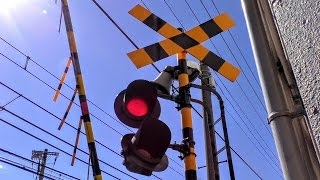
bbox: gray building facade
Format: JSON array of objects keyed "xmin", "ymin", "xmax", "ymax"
[{"xmin": 270, "ymin": 0, "xmax": 320, "ymax": 152}]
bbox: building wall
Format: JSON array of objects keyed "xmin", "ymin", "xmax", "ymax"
[{"xmin": 269, "ymin": 0, "xmax": 320, "ymax": 150}]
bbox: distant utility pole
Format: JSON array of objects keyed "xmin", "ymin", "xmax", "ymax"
[{"xmin": 32, "ymin": 149, "xmax": 59, "ymax": 180}]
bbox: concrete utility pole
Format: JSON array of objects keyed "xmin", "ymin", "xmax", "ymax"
[
  {"xmin": 242, "ymin": 0, "xmax": 320, "ymax": 179},
  {"xmin": 32, "ymin": 149, "xmax": 59, "ymax": 180},
  {"xmin": 200, "ymin": 63, "xmax": 219, "ymax": 180},
  {"xmin": 39, "ymin": 149, "xmax": 48, "ymax": 180}
]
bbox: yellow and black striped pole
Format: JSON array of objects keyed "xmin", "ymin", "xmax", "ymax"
[
  {"xmin": 61, "ymin": 0, "xmax": 102, "ymax": 179},
  {"xmin": 177, "ymin": 50, "xmax": 197, "ymax": 180}
]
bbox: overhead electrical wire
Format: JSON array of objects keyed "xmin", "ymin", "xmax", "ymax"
[
  {"xmin": 185, "ymin": 0, "xmax": 282, "ymax": 175},
  {"xmin": 90, "ymin": 0, "xmax": 205, "ymax": 120},
  {"xmin": 214, "ymin": 132, "xmax": 264, "ymax": 180},
  {"xmin": 141, "ymin": 0, "xmax": 276, "ymax": 178},
  {"xmin": 0, "ymin": 53, "xmax": 124, "ymax": 137},
  {"xmin": 182, "ymin": 0, "xmax": 279, "ymax": 165},
  {"xmin": 0, "ymin": 40, "xmax": 184, "ymax": 175},
  {"xmin": 219, "ymin": 87, "xmax": 283, "ymax": 177},
  {"xmin": 0, "ymin": 116, "xmax": 123, "ymax": 180},
  {"xmin": 0, "ymin": 157, "xmax": 56, "ymax": 180},
  {"xmin": 0, "ymin": 81, "xmax": 121, "ymax": 157},
  {"xmin": 88, "ymin": 0, "xmax": 277, "ymax": 179},
  {"xmin": 0, "ymin": 36, "xmax": 132, "ymax": 134},
  {"xmin": 0, "ymin": 147, "xmax": 80, "ymax": 180},
  {"xmin": 0, "ymin": 107, "xmax": 139, "ymax": 180},
  {"xmin": 182, "ymin": 0, "xmax": 273, "ymax": 141},
  {"xmin": 208, "ymin": 0, "xmax": 262, "ymax": 90},
  {"xmin": 0, "ymin": 1, "xmax": 275, "ymax": 179},
  {"xmin": 215, "ymin": 74, "xmax": 281, "ymax": 165},
  {"xmin": 179, "ymin": 0, "xmax": 274, "ymax": 151},
  {"xmin": 200, "ymin": 0, "xmax": 267, "ymax": 114},
  {"xmin": 162, "ymin": 0, "xmax": 282, "ymax": 177},
  {"xmin": 0, "ymin": 81, "xmax": 182, "ymax": 178}
]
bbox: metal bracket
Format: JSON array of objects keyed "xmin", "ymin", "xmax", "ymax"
[
  {"xmin": 169, "ymin": 138, "xmax": 196, "ymax": 160},
  {"xmin": 268, "ymin": 111, "xmax": 291, "ymax": 124},
  {"xmin": 267, "ymin": 110, "xmax": 307, "ymax": 124}
]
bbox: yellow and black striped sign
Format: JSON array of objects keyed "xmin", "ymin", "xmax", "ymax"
[{"xmin": 127, "ymin": 4, "xmax": 240, "ymax": 82}]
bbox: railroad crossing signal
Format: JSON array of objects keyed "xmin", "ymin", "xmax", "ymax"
[
  {"xmin": 127, "ymin": 4, "xmax": 241, "ymax": 82},
  {"xmin": 114, "ymin": 80, "xmax": 171, "ymax": 176}
]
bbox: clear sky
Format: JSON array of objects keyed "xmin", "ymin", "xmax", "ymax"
[{"xmin": 0, "ymin": 0, "xmax": 283, "ymax": 180}]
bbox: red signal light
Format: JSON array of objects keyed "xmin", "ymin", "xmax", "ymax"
[
  {"xmin": 114, "ymin": 80, "xmax": 161, "ymax": 128},
  {"xmin": 126, "ymin": 98, "xmax": 148, "ymax": 117}
]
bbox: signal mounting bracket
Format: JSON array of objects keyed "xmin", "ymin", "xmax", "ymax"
[{"xmin": 169, "ymin": 138, "xmax": 196, "ymax": 160}]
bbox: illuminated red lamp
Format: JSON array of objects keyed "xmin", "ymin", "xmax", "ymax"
[
  {"xmin": 114, "ymin": 80, "xmax": 160, "ymax": 128},
  {"xmin": 126, "ymin": 98, "xmax": 148, "ymax": 117}
]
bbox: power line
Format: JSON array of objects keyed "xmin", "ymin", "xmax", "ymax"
[
  {"xmin": 208, "ymin": 0, "xmax": 262, "ymax": 90},
  {"xmin": 0, "ymin": 33, "xmax": 129, "ymax": 133},
  {"xmin": 215, "ymin": 76, "xmax": 281, "ymax": 172},
  {"xmin": 0, "ymin": 157, "xmax": 56, "ymax": 180},
  {"xmin": 181, "ymin": 0, "xmax": 272, "ymax": 142},
  {"xmin": 138, "ymin": 1, "xmax": 269, "ymax": 178},
  {"xmin": 1, "ymin": 1, "xmax": 272, "ymax": 179},
  {"xmin": 214, "ymin": 131, "xmax": 263, "ymax": 180},
  {"xmin": 203, "ymin": 0, "xmax": 266, "ymax": 113},
  {"xmin": 0, "ymin": 81, "xmax": 121, "ymax": 157},
  {"xmin": 0, "ymin": 51, "xmax": 124, "ymax": 136},
  {"xmin": 94, "ymin": 0, "xmax": 205, "ymax": 123},
  {"xmin": 0, "ymin": 43, "xmax": 184, "ymax": 175},
  {"xmin": 161, "ymin": 0, "xmax": 282, "ymax": 177},
  {"xmin": 0, "ymin": 147, "xmax": 80, "ymax": 180},
  {"xmin": 0, "ymin": 107, "xmax": 138, "ymax": 180},
  {"xmin": 91, "ymin": 0, "xmax": 161, "ymax": 73},
  {"xmin": 0, "ymin": 80, "xmax": 179, "ymax": 178},
  {"xmin": 200, "ymin": 0, "xmax": 273, "ymax": 139},
  {"xmin": 2, "ymin": 1, "xmax": 192, "ymax": 171},
  {"xmin": 221, "ymin": 93, "xmax": 283, "ymax": 177},
  {"xmin": 183, "ymin": 0, "xmax": 273, "ymax": 139},
  {"xmin": 181, "ymin": 0, "xmax": 280, "ymax": 167},
  {"xmin": 0, "ymin": 116, "xmax": 123, "ymax": 180}
]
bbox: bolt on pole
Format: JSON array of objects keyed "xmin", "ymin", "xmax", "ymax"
[{"xmin": 61, "ymin": 0, "xmax": 102, "ymax": 179}]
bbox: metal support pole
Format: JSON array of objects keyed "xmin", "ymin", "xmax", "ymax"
[
  {"xmin": 215, "ymin": 90, "xmax": 235, "ymax": 180},
  {"xmin": 259, "ymin": 0, "xmax": 320, "ymax": 174},
  {"xmin": 241, "ymin": 1, "xmax": 320, "ymax": 179},
  {"xmin": 177, "ymin": 51, "xmax": 197, "ymax": 180},
  {"xmin": 39, "ymin": 149, "xmax": 48, "ymax": 180},
  {"xmin": 190, "ymin": 83, "xmax": 235, "ymax": 180},
  {"xmin": 61, "ymin": 1, "xmax": 102, "ymax": 179},
  {"xmin": 200, "ymin": 64, "xmax": 219, "ymax": 180}
]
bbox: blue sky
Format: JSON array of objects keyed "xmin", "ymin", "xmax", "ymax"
[{"xmin": 0, "ymin": 0, "xmax": 283, "ymax": 179}]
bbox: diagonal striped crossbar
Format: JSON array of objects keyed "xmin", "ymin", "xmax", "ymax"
[{"xmin": 127, "ymin": 4, "xmax": 240, "ymax": 82}]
